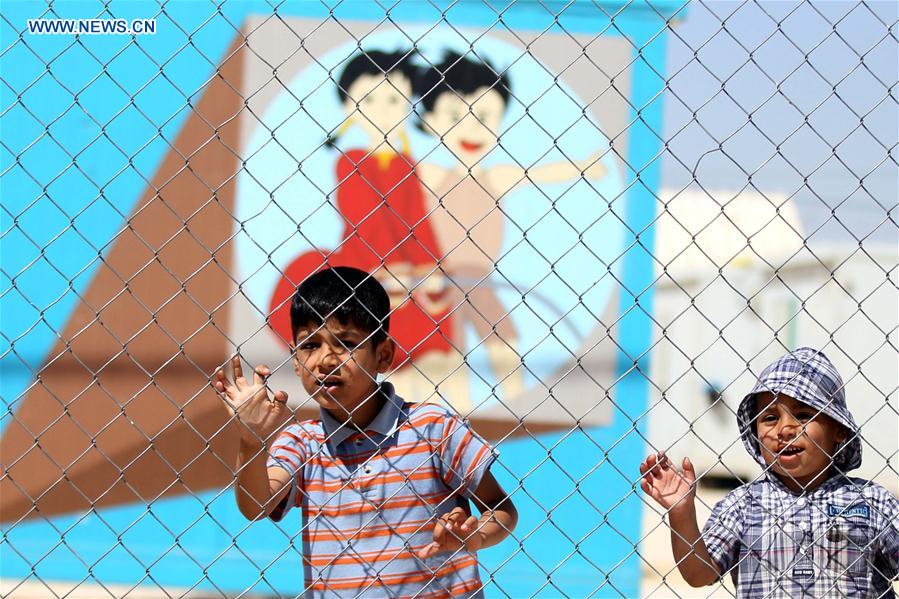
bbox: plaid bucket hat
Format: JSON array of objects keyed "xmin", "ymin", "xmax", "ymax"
[{"xmin": 737, "ymin": 347, "xmax": 862, "ymax": 472}]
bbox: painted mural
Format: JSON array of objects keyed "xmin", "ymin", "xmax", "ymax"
[
  {"xmin": 1, "ymin": 3, "xmax": 671, "ymax": 596},
  {"xmin": 234, "ymin": 30, "xmax": 624, "ymax": 416}
]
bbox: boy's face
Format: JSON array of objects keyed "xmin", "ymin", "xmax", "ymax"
[
  {"xmin": 422, "ymin": 87, "xmax": 505, "ymax": 168},
  {"xmin": 754, "ymin": 392, "xmax": 846, "ymax": 492},
  {"xmin": 344, "ymin": 73, "xmax": 413, "ymax": 144},
  {"xmin": 293, "ymin": 318, "xmax": 395, "ymax": 418}
]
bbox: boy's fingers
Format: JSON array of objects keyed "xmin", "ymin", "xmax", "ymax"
[
  {"xmin": 254, "ymin": 365, "xmax": 270, "ymax": 386},
  {"xmin": 417, "ymin": 542, "xmax": 439, "ymax": 559},
  {"xmin": 658, "ymin": 452, "xmax": 670, "ymax": 468},
  {"xmin": 448, "ymin": 509, "xmax": 467, "ymax": 536},
  {"xmin": 434, "ymin": 508, "xmax": 467, "ymax": 545},
  {"xmin": 683, "ymin": 457, "xmax": 696, "ymax": 482},
  {"xmin": 273, "ymin": 390, "xmax": 289, "ymax": 404},
  {"xmin": 646, "ymin": 454, "xmax": 664, "ymax": 478},
  {"xmin": 448, "ymin": 507, "xmax": 467, "ymax": 521},
  {"xmin": 212, "ymin": 373, "xmax": 233, "ymax": 401},
  {"xmin": 248, "ymin": 385, "xmax": 272, "ymax": 408},
  {"xmin": 433, "ymin": 516, "xmax": 448, "ymax": 545},
  {"xmin": 214, "ymin": 369, "xmax": 231, "ymax": 390},
  {"xmin": 461, "ymin": 516, "xmax": 478, "ymax": 535},
  {"xmin": 213, "ymin": 381, "xmax": 237, "ymax": 415},
  {"xmin": 442, "ymin": 507, "xmax": 465, "ymax": 527},
  {"xmin": 232, "ymin": 355, "xmax": 249, "ymax": 389}
]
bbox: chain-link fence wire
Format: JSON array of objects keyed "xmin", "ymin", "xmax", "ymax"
[{"xmin": 1, "ymin": 0, "xmax": 896, "ymax": 597}]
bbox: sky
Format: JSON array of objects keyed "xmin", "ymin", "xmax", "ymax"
[{"xmin": 659, "ymin": 0, "xmax": 897, "ymax": 246}]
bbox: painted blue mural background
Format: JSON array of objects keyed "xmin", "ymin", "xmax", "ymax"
[
  {"xmin": 235, "ymin": 27, "xmax": 626, "ymax": 403},
  {"xmin": 1, "ymin": 1, "xmax": 675, "ymax": 595}
]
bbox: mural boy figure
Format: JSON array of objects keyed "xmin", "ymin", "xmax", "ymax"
[
  {"xmin": 217, "ymin": 267, "xmax": 517, "ymax": 597},
  {"xmin": 640, "ymin": 347, "xmax": 899, "ymax": 598},
  {"xmin": 415, "ymin": 51, "xmax": 608, "ymax": 400}
]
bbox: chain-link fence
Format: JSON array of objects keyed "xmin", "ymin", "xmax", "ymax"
[{"xmin": 1, "ymin": 1, "xmax": 896, "ymax": 597}]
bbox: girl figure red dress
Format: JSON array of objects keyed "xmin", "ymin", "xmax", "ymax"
[{"xmin": 269, "ymin": 51, "xmax": 454, "ymax": 392}]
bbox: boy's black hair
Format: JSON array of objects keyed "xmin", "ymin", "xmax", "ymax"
[
  {"xmin": 416, "ymin": 51, "xmax": 512, "ymax": 116},
  {"xmin": 290, "ymin": 267, "xmax": 390, "ymax": 347},
  {"xmin": 336, "ymin": 50, "xmax": 418, "ymax": 104}
]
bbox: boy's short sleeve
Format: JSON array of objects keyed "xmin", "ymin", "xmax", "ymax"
[
  {"xmin": 873, "ymin": 487, "xmax": 899, "ymax": 579},
  {"xmin": 265, "ymin": 426, "xmax": 307, "ymax": 522},
  {"xmin": 701, "ymin": 487, "xmax": 748, "ymax": 576},
  {"xmin": 437, "ymin": 415, "xmax": 497, "ymax": 499}
]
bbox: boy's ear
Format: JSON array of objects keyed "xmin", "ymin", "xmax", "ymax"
[
  {"xmin": 834, "ymin": 424, "xmax": 848, "ymax": 443},
  {"xmin": 375, "ymin": 337, "xmax": 396, "ymax": 373}
]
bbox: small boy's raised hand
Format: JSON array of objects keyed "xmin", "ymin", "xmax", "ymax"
[
  {"xmin": 639, "ymin": 452, "xmax": 696, "ymax": 514},
  {"xmin": 417, "ymin": 507, "xmax": 483, "ymax": 559},
  {"xmin": 214, "ymin": 355, "xmax": 289, "ymax": 447}
]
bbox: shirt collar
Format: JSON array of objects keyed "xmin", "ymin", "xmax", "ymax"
[
  {"xmin": 319, "ymin": 382, "xmax": 402, "ymax": 452},
  {"xmin": 763, "ymin": 468, "xmax": 846, "ymax": 496}
]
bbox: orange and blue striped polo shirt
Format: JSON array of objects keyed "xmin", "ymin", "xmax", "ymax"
[{"xmin": 267, "ymin": 383, "xmax": 496, "ymax": 598}]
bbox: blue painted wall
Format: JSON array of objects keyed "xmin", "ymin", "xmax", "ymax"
[{"xmin": 1, "ymin": 1, "xmax": 676, "ymax": 595}]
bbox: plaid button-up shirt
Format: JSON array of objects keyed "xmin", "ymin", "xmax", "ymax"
[{"xmin": 703, "ymin": 473, "xmax": 899, "ymax": 598}]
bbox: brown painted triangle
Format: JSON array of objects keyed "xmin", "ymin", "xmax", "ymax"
[{"xmin": 0, "ymin": 35, "xmax": 255, "ymax": 523}]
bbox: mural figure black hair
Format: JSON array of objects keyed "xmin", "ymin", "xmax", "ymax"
[
  {"xmin": 416, "ymin": 51, "xmax": 512, "ymax": 119},
  {"xmin": 335, "ymin": 50, "xmax": 419, "ymax": 103},
  {"xmin": 326, "ymin": 50, "xmax": 419, "ymax": 147}
]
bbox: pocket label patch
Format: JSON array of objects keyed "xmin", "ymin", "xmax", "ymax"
[{"xmin": 828, "ymin": 503, "xmax": 870, "ymax": 519}]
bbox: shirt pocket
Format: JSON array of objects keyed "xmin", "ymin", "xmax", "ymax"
[
  {"xmin": 750, "ymin": 521, "xmax": 804, "ymax": 575},
  {"xmin": 824, "ymin": 521, "xmax": 871, "ymax": 577}
]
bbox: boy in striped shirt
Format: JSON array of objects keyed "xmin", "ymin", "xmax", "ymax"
[{"xmin": 215, "ymin": 266, "xmax": 517, "ymax": 597}]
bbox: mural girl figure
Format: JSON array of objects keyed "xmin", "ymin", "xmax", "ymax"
[
  {"xmin": 415, "ymin": 52, "xmax": 609, "ymax": 400},
  {"xmin": 269, "ymin": 50, "xmax": 454, "ymax": 378}
]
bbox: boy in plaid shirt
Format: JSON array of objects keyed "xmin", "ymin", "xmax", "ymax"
[{"xmin": 641, "ymin": 347, "xmax": 899, "ymax": 597}]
